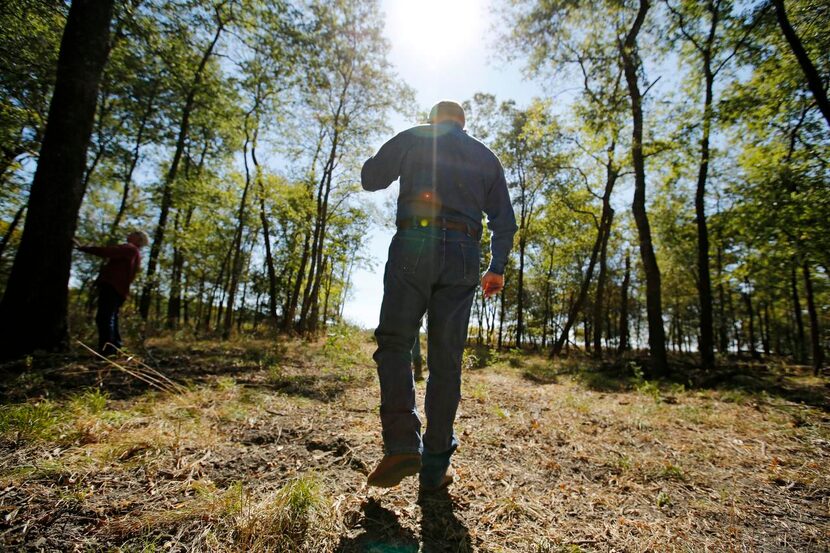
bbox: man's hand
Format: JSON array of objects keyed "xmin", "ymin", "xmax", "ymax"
[{"xmin": 481, "ymin": 271, "xmax": 504, "ymax": 299}]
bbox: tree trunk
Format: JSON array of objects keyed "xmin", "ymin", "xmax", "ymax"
[
  {"xmin": 322, "ymin": 256, "xmax": 335, "ymax": 328},
  {"xmin": 222, "ymin": 123, "xmax": 255, "ymax": 340},
  {"xmin": 584, "ymin": 314, "xmax": 591, "ymax": 352},
  {"xmin": 694, "ymin": 8, "xmax": 718, "ymax": 370},
  {"xmin": 618, "ymin": 252, "xmax": 631, "ymax": 353},
  {"xmin": 306, "ymin": 171, "xmax": 334, "ymax": 334},
  {"xmin": 742, "ymin": 278, "xmax": 758, "ymax": 359},
  {"xmin": 716, "ymin": 244, "xmax": 729, "ymax": 353},
  {"xmin": 761, "ymin": 302, "xmax": 772, "ymax": 356},
  {"xmin": 166, "ymin": 140, "xmax": 206, "ymax": 329},
  {"xmin": 516, "ymin": 233, "xmax": 526, "ymax": 349},
  {"xmin": 284, "ymin": 230, "xmax": 311, "ymax": 332},
  {"xmin": 620, "ymin": 0, "xmax": 668, "ymax": 375},
  {"xmin": 541, "ymin": 253, "xmax": 554, "ymax": 349},
  {"xmin": 0, "ymin": 145, "xmax": 27, "ymax": 187},
  {"xmin": 166, "ymin": 206, "xmax": 194, "ymax": 329},
  {"xmin": 593, "ymin": 207, "xmax": 614, "ymax": 357},
  {"xmin": 138, "ymin": 17, "xmax": 224, "ymax": 320},
  {"xmin": 802, "ymin": 262, "xmax": 824, "ymax": 374},
  {"xmin": 0, "ymin": 0, "xmax": 114, "ymax": 359},
  {"xmin": 771, "ymin": 0, "xmax": 830, "ymax": 130},
  {"xmin": 0, "ymin": 204, "xmax": 26, "ymax": 264},
  {"xmin": 551, "ymin": 207, "xmax": 610, "ymax": 356},
  {"xmin": 252, "ymin": 133, "xmax": 278, "ymax": 325},
  {"xmin": 498, "ymin": 280, "xmax": 506, "ymax": 350},
  {"xmin": 791, "ymin": 261, "xmax": 806, "ymax": 363},
  {"xmin": 301, "ymin": 134, "xmax": 339, "ymax": 333}
]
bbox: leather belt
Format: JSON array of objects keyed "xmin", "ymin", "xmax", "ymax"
[{"xmin": 397, "ymin": 217, "xmax": 480, "ymax": 238}]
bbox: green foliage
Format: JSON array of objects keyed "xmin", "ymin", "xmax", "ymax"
[
  {"xmin": 0, "ymin": 0, "xmax": 827, "ymax": 371},
  {"xmin": 632, "ymin": 363, "xmax": 661, "ymax": 403},
  {"xmin": 233, "ymin": 476, "xmax": 326, "ymax": 551},
  {"xmin": 321, "ymin": 324, "xmax": 364, "ymax": 370},
  {"xmin": 69, "ymin": 388, "xmax": 108, "ymax": 415},
  {"xmin": 0, "ymin": 401, "xmax": 58, "ymax": 441}
]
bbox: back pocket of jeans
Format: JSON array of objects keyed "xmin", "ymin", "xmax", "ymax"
[
  {"xmin": 390, "ymin": 236, "xmax": 425, "ymax": 275},
  {"xmin": 459, "ymin": 242, "xmax": 481, "ymax": 284}
]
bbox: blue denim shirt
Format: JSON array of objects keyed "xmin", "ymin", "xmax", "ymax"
[{"xmin": 361, "ymin": 122, "xmax": 518, "ymax": 274}]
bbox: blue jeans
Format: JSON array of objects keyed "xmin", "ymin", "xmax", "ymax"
[
  {"xmin": 96, "ymin": 283, "xmax": 124, "ymax": 355},
  {"xmin": 373, "ymin": 228, "xmax": 479, "ymax": 461}
]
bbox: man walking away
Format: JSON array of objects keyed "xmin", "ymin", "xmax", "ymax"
[
  {"xmin": 361, "ymin": 100, "xmax": 517, "ymax": 492},
  {"xmin": 75, "ymin": 231, "xmax": 149, "ymax": 355}
]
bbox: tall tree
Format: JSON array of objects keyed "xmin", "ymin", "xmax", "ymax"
[
  {"xmin": 0, "ymin": 0, "xmax": 115, "ymax": 359},
  {"xmin": 138, "ymin": 3, "xmax": 230, "ymax": 321},
  {"xmin": 292, "ymin": 0, "xmax": 413, "ymax": 334},
  {"xmin": 769, "ymin": 0, "xmax": 830, "ymax": 129},
  {"xmin": 620, "ymin": 0, "xmax": 669, "ymax": 374},
  {"xmin": 496, "ymin": 99, "xmax": 561, "ymax": 349}
]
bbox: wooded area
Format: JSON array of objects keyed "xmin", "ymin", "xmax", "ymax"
[
  {"xmin": 0, "ymin": 1, "xmax": 828, "ymax": 550},
  {"xmin": 0, "ymin": 1, "xmax": 827, "ymax": 365}
]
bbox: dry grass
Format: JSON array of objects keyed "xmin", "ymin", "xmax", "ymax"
[{"xmin": 0, "ymin": 332, "xmax": 828, "ymax": 552}]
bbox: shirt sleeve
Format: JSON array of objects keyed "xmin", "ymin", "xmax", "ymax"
[
  {"xmin": 78, "ymin": 244, "xmax": 138, "ymax": 259},
  {"xmin": 361, "ymin": 131, "xmax": 410, "ymax": 191},
  {"xmin": 483, "ymin": 160, "xmax": 518, "ymax": 275}
]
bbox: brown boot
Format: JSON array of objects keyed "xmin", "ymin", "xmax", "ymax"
[
  {"xmin": 367, "ymin": 453, "xmax": 422, "ymax": 488},
  {"xmin": 420, "ymin": 464, "xmax": 455, "ymax": 493}
]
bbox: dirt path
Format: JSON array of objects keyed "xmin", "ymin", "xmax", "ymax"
[{"xmin": 0, "ymin": 334, "xmax": 828, "ymax": 551}]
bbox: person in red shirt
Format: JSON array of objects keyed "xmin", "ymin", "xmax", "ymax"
[{"xmin": 75, "ymin": 231, "xmax": 149, "ymax": 355}]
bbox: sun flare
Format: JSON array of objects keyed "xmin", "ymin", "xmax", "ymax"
[{"xmin": 386, "ymin": 0, "xmax": 486, "ymax": 69}]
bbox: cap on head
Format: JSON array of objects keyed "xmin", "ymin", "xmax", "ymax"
[
  {"xmin": 428, "ymin": 100, "xmax": 465, "ymax": 127},
  {"xmin": 128, "ymin": 230, "xmax": 150, "ymax": 248}
]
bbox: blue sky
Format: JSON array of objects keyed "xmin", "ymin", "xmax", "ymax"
[{"xmin": 341, "ymin": 0, "xmax": 545, "ymax": 328}]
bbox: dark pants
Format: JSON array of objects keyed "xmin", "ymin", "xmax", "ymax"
[
  {"xmin": 374, "ymin": 227, "xmax": 479, "ymax": 462},
  {"xmin": 96, "ymin": 283, "xmax": 124, "ymax": 355}
]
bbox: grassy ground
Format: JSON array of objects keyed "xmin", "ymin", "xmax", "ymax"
[{"xmin": 0, "ymin": 328, "xmax": 828, "ymax": 552}]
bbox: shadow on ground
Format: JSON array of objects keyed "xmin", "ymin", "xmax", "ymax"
[
  {"xmin": 521, "ymin": 352, "xmax": 830, "ymax": 412},
  {"xmin": 0, "ymin": 340, "xmax": 365, "ymax": 404},
  {"xmin": 418, "ymin": 489, "xmax": 473, "ymax": 552},
  {"xmin": 336, "ymin": 498, "xmax": 419, "ymax": 553},
  {"xmin": 335, "ymin": 492, "xmax": 472, "ymax": 553}
]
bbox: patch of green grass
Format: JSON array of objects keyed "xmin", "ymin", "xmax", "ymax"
[
  {"xmin": 523, "ymin": 363, "xmax": 558, "ymax": 384},
  {"xmin": 463, "ymin": 344, "xmax": 494, "ymax": 368},
  {"xmin": 636, "ymin": 379, "xmax": 662, "ymax": 402},
  {"xmin": 491, "ymin": 405, "xmax": 510, "ymax": 419},
  {"xmin": 656, "ymin": 490, "xmax": 672, "ymax": 508},
  {"xmin": 659, "ymin": 462, "xmax": 686, "ymax": 481},
  {"xmin": 465, "ymin": 380, "xmax": 489, "ymax": 402},
  {"xmin": 320, "ymin": 325, "xmax": 365, "ymax": 369},
  {"xmin": 719, "ymin": 389, "xmax": 752, "ymax": 405},
  {"xmin": 0, "ymin": 400, "xmax": 59, "ymax": 441},
  {"xmin": 677, "ymin": 404, "xmax": 704, "ymax": 424},
  {"xmin": 233, "ymin": 476, "xmax": 327, "ymax": 550},
  {"xmin": 616, "ymin": 454, "xmax": 632, "ymax": 472},
  {"xmin": 70, "ymin": 388, "xmax": 108, "ymax": 415},
  {"xmin": 561, "ymin": 392, "xmax": 592, "ymax": 414},
  {"xmin": 575, "ymin": 369, "xmax": 628, "ymax": 392},
  {"xmin": 117, "ymin": 536, "xmax": 163, "ymax": 553},
  {"xmin": 216, "ymin": 377, "xmax": 237, "ymax": 392},
  {"xmin": 494, "ymin": 349, "xmax": 525, "ymax": 368},
  {"xmin": 629, "ymin": 363, "xmax": 663, "ymax": 403}
]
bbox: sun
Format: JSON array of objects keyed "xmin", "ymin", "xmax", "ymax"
[{"xmin": 385, "ymin": 0, "xmax": 486, "ymax": 69}]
